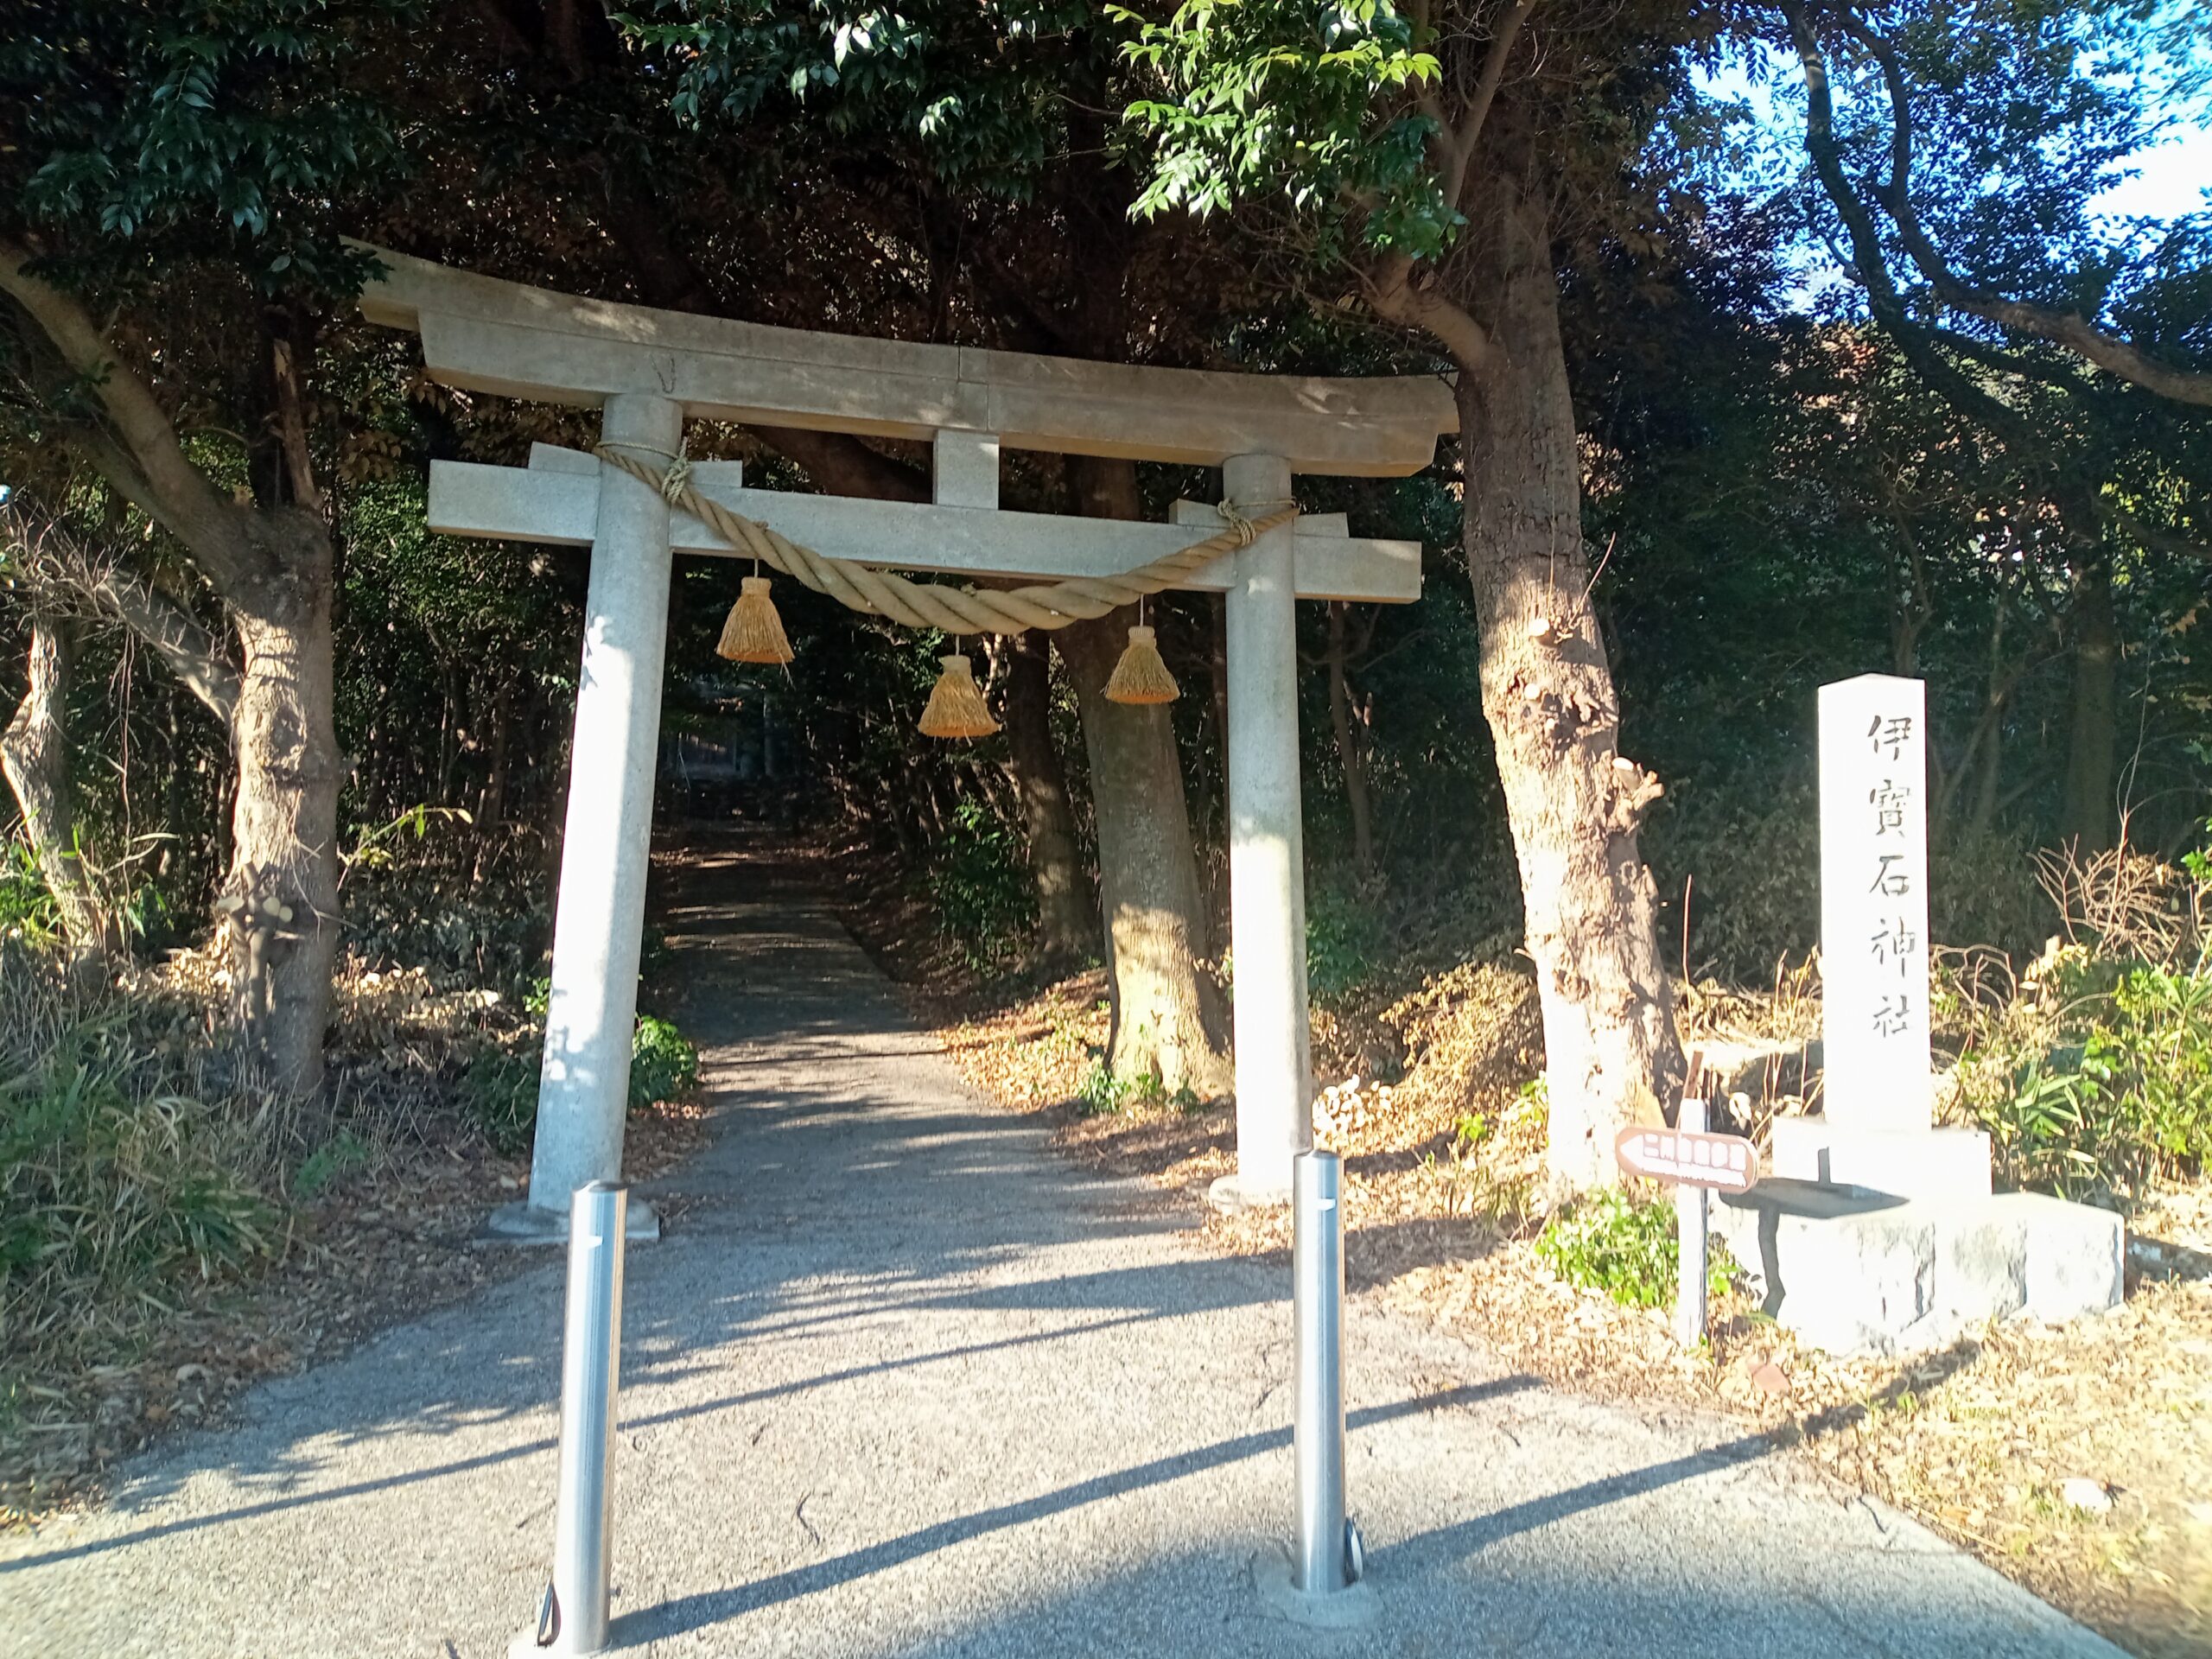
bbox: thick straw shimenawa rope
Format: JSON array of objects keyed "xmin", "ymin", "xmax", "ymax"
[{"xmin": 594, "ymin": 442, "xmax": 1298, "ymax": 637}]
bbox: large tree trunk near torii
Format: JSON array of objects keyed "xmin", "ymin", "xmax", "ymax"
[
  {"xmin": 1456, "ymin": 178, "xmax": 1682, "ymax": 1197},
  {"xmin": 2061, "ymin": 556, "xmax": 2118, "ymax": 853},
  {"xmin": 1001, "ymin": 633, "xmax": 1093, "ymax": 969},
  {"xmin": 2, "ymin": 248, "xmax": 345, "ymax": 1094},
  {"xmin": 2, "ymin": 615, "xmax": 116, "ymax": 959},
  {"xmin": 219, "ymin": 512, "xmax": 345, "ymax": 1093},
  {"xmin": 1062, "ymin": 456, "xmax": 1234, "ymax": 1098}
]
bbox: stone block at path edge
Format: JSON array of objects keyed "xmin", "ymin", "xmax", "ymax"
[{"xmin": 1713, "ymin": 1184, "xmax": 2123, "ymax": 1357}]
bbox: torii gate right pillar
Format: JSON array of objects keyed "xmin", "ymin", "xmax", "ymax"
[{"xmin": 1216, "ymin": 452, "xmax": 1313, "ymax": 1207}]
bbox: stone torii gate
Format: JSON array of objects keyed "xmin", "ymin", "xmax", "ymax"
[{"xmin": 357, "ymin": 249, "xmax": 1457, "ymax": 1236}]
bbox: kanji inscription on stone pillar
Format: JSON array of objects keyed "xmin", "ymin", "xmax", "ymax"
[{"xmin": 1819, "ymin": 674, "xmax": 1932, "ymax": 1138}]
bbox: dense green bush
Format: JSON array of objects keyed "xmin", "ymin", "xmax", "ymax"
[
  {"xmin": 1952, "ymin": 831, "xmax": 2211, "ymax": 1206},
  {"xmin": 343, "ymin": 830, "xmax": 554, "ymax": 997},
  {"xmin": 459, "ymin": 1047, "xmax": 539, "ymax": 1154},
  {"xmin": 628, "ymin": 1014, "xmax": 700, "ymax": 1106},
  {"xmin": 462, "ymin": 1013, "xmax": 701, "ymax": 1154},
  {"xmin": 1535, "ymin": 1188, "xmax": 1735, "ymax": 1310},
  {"xmin": 1966, "ymin": 956, "xmax": 2211, "ymax": 1205},
  {"xmin": 1306, "ymin": 880, "xmax": 1389, "ymax": 1002},
  {"xmin": 925, "ymin": 798, "xmax": 1035, "ymax": 974}
]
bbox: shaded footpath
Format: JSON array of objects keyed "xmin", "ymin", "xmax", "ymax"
[{"xmin": 0, "ymin": 835, "xmax": 2123, "ymax": 1657}]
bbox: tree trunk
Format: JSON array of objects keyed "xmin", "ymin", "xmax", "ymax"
[
  {"xmin": 1001, "ymin": 632, "xmax": 1093, "ymax": 968},
  {"xmin": 1455, "ymin": 176, "xmax": 1682, "ymax": 1197},
  {"xmin": 1325, "ymin": 601, "xmax": 1376, "ymax": 876},
  {"xmin": 1, "ymin": 616, "xmax": 115, "ymax": 957},
  {"xmin": 1060, "ymin": 456, "xmax": 1234, "ymax": 1096},
  {"xmin": 219, "ymin": 512, "xmax": 344, "ymax": 1093},
  {"xmin": 2061, "ymin": 556, "xmax": 2118, "ymax": 851}
]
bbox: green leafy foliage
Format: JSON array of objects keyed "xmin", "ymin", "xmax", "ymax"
[
  {"xmin": 459, "ymin": 1048, "xmax": 537, "ymax": 1155},
  {"xmin": 1306, "ymin": 880, "xmax": 1387, "ymax": 1001},
  {"xmin": 629, "ymin": 1014, "xmax": 700, "ymax": 1107},
  {"xmin": 0, "ymin": 843, "xmax": 60, "ymax": 945},
  {"xmin": 463, "ymin": 1013, "xmax": 700, "ymax": 1154},
  {"xmin": 1074, "ymin": 1057, "xmax": 1128, "ymax": 1115},
  {"xmin": 294, "ymin": 1131, "xmax": 372, "ymax": 1198},
  {"xmin": 925, "ymin": 798, "xmax": 1035, "ymax": 974},
  {"xmin": 620, "ymin": 0, "xmax": 1111, "ymax": 197},
  {"xmin": 1074, "ymin": 1054, "xmax": 1197, "ymax": 1115},
  {"xmin": 1535, "ymin": 1188, "xmax": 1734, "ymax": 1310},
  {"xmin": 3, "ymin": 0, "xmax": 419, "ymax": 292},
  {"xmin": 0, "ymin": 960, "xmax": 276, "ymax": 1306},
  {"xmin": 1971, "ymin": 958, "xmax": 2212, "ymax": 1205},
  {"xmin": 1118, "ymin": 0, "xmax": 1446, "ymax": 252}
]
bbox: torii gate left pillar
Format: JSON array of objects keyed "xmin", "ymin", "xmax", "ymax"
[{"xmin": 493, "ymin": 393, "xmax": 679, "ymax": 1241}]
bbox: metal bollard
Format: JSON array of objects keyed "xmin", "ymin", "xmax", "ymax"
[
  {"xmin": 1675, "ymin": 1100, "xmax": 1709, "ymax": 1350},
  {"xmin": 522, "ymin": 1181, "xmax": 628, "ymax": 1657},
  {"xmin": 1293, "ymin": 1149, "xmax": 1360, "ymax": 1595}
]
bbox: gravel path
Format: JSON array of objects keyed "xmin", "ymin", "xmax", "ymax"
[{"xmin": 0, "ymin": 841, "xmax": 2126, "ymax": 1658}]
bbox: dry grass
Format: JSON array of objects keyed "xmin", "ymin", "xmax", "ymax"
[{"xmin": 0, "ymin": 939, "xmax": 709, "ymax": 1523}]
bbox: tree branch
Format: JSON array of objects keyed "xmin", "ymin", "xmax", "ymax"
[
  {"xmin": 0, "ymin": 497, "xmax": 242, "ymax": 725},
  {"xmin": 1439, "ymin": 0, "xmax": 1539, "ymax": 215},
  {"xmin": 1362, "ymin": 250, "xmax": 1492, "ymax": 371},
  {"xmin": 1833, "ymin": 8, "xmax": 2212, "ymax": 407},
  {"xmin": 0, "ymin": 243, "xmax": 266, "ymax": 587},
  {"xmin": 270, "ymin": 337, "xmax": 324, "ymax": 514},
  {"xmin": 1783, "ymin": 7, "xmax": 2048, "ymax": 456},
  {"xmin": 753, "ymin": 426, "xmax": 930, "ymax": 503}
]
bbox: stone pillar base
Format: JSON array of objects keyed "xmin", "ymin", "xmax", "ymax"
[
  {"xmin": 480, "ymin": 1198, "xmax": 661, "ymax": 1246},
  {"xmin": 1770, "ymin": 1115, "xmax": 1991, "ymax": 1202},
  {"xmin": 1208, "ymin": 1173, "xmax": 1292, "ymax": 1213},
  {"xmin": 1713, "ymin": 1179, "xmax": 2121, "ymax": 1357}
]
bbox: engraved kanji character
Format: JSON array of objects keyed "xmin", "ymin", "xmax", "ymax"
[
  {"xmin": 1871, "ymin": 918, "xmax": 1919, "ymax": 976},
  {"xmin": 1869, "ymin": 779, "xmax": 1911, "ymax": 837},
  {"xmin": 1868, "ymin": 714, "xmax": 1914, "ymax": 761}
]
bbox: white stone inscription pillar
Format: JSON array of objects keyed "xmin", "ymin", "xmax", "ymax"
[
  {"xmin": 1219, "ymin": 452, "xmax": 1313, "ymax": 1205},
  {"xmin": 1819, "ymin": 673, "xmax": 1933, "ymax": 1135},
  {"xmin": 1780, "ymin": 672, "xmax": 1991, "ymax": 1199},
  {"xmin": 524, "ymin": 392, "xmax": 681, "ymax": 1223}
]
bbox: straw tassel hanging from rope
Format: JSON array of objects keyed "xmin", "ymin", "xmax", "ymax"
[
  {"xmin": 716, "ymin": 575, "xmax": 794, "ymax": 664},
  {"xmin": 1103, "ymin": 624, "xmax": 1178, "ymax": 706},
  {"xmin": 918, "ymin": 651, "xmax": 999, "ymax": 739}
]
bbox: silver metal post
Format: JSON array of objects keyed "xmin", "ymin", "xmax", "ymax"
[
  {"xmin": 527, "ymin": 1181, "xmax": 627, "ymax": 1656},
  {"xmin": 1675, "ymin": 1101, "xmax": 1708, "ymax": 1350},
  {"xmin": 1293, "ymin": 1149, "xmax": 1353, "ymax": 1594}
]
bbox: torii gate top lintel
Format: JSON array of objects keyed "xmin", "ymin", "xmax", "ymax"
[{"xmin": 354, "ymin": 245, "xmax": 1459, "ymax": 478}]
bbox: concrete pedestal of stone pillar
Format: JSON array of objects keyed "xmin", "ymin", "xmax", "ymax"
[
  {"xmin": 1211, "ymin": 453, "xmax": 1313, "ymax": 1211},
  {"xmin": 494, "ymin": 392, "xmax": 681, "ymax": 1241}
]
